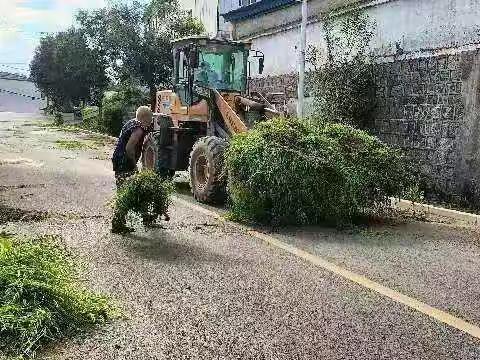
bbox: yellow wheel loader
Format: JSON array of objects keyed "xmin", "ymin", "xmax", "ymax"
[{"xmin": 142, "ymin": 36, "xmax": 282, "ymax": 203}]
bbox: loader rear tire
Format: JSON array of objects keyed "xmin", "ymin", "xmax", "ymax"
[{"xmin": 189, "ymin": 136, "xmax": 227, "ymax": 204}]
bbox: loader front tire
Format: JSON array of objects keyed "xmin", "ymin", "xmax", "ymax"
[
  {"xmin": 142, "ymin": 134, "xmax": 175, "ymax": 178},
  {"xmin": 189, "ymin": 136, "xmax": 227, "ymax": 204},
  {"xmin": 142, "ymin": 134, "xmax": 157, "ymax": 171}
]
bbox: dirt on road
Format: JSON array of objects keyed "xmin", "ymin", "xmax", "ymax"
[{"xmin": 1, "ymin": 113, "xmax": 479, "ymax": 359}]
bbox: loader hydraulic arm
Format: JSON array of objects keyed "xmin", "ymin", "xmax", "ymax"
[{"xmin": 212, "ymin": 89, "xmax": 248, "ymax": 134}]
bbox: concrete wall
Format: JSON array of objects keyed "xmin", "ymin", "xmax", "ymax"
[
  {"xmin": 226, "ymin": 0, "xmax": 480, "ymax": 204},
  {"xmin": 236, "ymin": 0, "xmax": 480, "ymax": 75}
]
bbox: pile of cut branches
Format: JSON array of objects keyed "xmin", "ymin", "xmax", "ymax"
[
  {"xmin": 112, "ymin": 170, "xmax": 173, "ymax": 231},
  {"xmin": 225, "ymin": 117, "xmax": 413, "ymax": 225}
]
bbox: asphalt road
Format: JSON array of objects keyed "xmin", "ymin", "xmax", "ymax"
[
  {"xmin": 1, "ymin": 112, "xmax": 480, "ymax": 359},
  {"xmin": 0, "ymin": 92, "xmax": 43, "ymax": 113}
]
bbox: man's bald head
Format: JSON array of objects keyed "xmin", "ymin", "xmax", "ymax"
[{"xmin": 136, "ymin": 106, "xmax": 153, "ymax": 128}]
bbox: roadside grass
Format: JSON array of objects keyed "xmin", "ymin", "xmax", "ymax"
[
  {"xmin": 0, "ymin": 233, "xmax": 118, "ymax": 359},
  {"xmin": 55, "ymin": 139, "xmax": 93, "ymax": 150},
  {"xmin": 54, "ymin": 136, "xmax": 113, "ymax": 151},
  {"xmin": 48, "ymin": 125, "xmax": 115, "ymax": 151},
  {"xmin": 83, "ymin": 134, "xmax": 116, "ymax": 147}
]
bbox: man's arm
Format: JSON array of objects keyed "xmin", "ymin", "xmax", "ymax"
[{"xmin": 125, "ymin": 128, "xmax": 144, "ymax": 169}]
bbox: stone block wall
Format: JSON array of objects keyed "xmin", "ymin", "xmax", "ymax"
[
  {"xmin": 372, "ymin": 51, "xmax": 480, "ymax": 204},
  {"xmin": 372, "ymin": 55, "xmax": 464, "ymax": 195},
  {"xmin": 248, "ymin": 50, "xmax": 480, "ymax": 206},
  {"xmin": 249, "ymin": 73, "xmax": 299, "ymax": 99}
]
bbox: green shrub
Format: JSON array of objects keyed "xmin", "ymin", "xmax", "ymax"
[
  {"xmin": 225, "ymin": 117, "xmax": 413, "ymax": 225},
  {"xmin": 81, "ymin": 106, "xmax": 101, "ymax": 131},
  {"xmin": 101, "ymin": 92, "xmax": 125, "ymax": 136},
  {"xmin": 309, "ymin": 59, "xmax": 375, "ymax": 128},
  {"xmin": 53, "ymin": 112, "xmax": 64, "ymax": 126},
  {"xmin": 307, "ymin": 10, "xmax": 376, "ymax": 128},
  {"xmin": 112, "ymin": 171, "xmax": 174, "ymax": 231},
  {"xmin": 100, "ymin": 85, "xmax": 150, "ymax": 136},
  {"xmin": 0, "ymin": 233, "xmax": 117, "ymax": 358}
]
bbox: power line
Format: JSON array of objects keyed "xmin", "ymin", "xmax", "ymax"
[
  {"xmin": 0, "ymin": 63, "xmax": 29, "ymax": 68},
  {"xmin": 0, "ymin": 28, "xmax": 52, "ymax": 35}
]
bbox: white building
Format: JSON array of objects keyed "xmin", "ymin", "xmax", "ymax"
[{"xmin": 179, "ymin": 0, "xmax": 224, "ymax": 37}]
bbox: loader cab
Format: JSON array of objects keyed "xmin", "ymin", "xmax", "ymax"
[{"xmin": 173, "ymin": 37, "xmax": 252, "ymax": 106}]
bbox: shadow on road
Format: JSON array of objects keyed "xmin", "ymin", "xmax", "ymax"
[{"xmin": 123, "ymin": 231, "xmax": 232, "ymax": 264}]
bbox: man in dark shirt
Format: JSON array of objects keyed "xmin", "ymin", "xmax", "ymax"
[
  {"xmin": 112, "ymin": 106, "xmax": 153, "ymax": 188},
  {"xmin": 111, "ymin": 106, "xmax": 153, "ymax": 233}
]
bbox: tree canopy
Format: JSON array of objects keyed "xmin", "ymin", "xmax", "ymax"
[
  {"xmin": 30, "ymin": 0, "xmax": 204, "ymax": 112},
  {"xmin": 30, "ymin": 29, "xmax": 107, "ymax": 111},
  {"xmin": 76, "ymin": 0, "xmax": 204, "ymax": 108}
]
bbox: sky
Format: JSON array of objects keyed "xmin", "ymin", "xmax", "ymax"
[
  {"xmin": 0, "ymin": 0, "xmax": 108, "ymax": 75},
  {"xmin": 0, "ymin": 0, "xmax": 203, "ymax": 76}
]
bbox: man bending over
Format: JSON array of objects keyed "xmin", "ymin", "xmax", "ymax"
[
  {"xmin": 111, "ymin": 106, "xmax": 153, "ymax": 234},
  {"xmin": 112, "ymin": 106, "xmax": 153, "ymax": 187}
]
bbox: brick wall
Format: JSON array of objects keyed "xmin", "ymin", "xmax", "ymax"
[{"xmin": 248, "ymin": 50, "xmax": 480, "ymax": 205}]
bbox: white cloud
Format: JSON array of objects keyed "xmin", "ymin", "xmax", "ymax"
[{"xmin": 0, "ymin": 0, "xmax": 106, "ymax": 71}]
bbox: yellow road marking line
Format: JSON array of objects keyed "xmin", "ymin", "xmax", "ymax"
[{"xmin": 174, "ymin": 196, "xmax": 480, "ymax": 340}]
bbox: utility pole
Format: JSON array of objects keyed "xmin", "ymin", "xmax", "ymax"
[{"xmin": 297, "ymin": 0, "xmax": 308, "ymax": 118}]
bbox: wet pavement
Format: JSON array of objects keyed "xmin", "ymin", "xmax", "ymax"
[{"xmin": 1, "ymin": 112, "xmax": 479, "ymax": 359}]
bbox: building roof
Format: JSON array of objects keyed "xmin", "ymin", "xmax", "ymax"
[
  {"xmin": 223, "ymin": 0, "xmax": 365, "ymax": 22},
  {"xmin": 172, "ymin": 36, "xmax": 251, "ymax": 48},
  {"xmin": 0, "ymin": 71, "xmax": 29, "ymax": 81},
  {"xmin": 223, "ymin": 0, "xmax": 296, "ymax": 22}
]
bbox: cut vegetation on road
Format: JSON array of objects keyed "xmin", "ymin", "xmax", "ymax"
[
  {"xmin": 112, "ymin": 170, "xmax": 174, "ymax": 232},
  {"xmin": 226, "ymin": 117, "xmax": 413, "ymax": 226},
  {"xmin": 55, "ymin": 139, "xmax": 95, "ymax": 150},
  {"xmin": 0, "ymin": 233, "xmax": 118, "ymax": 359},
  {"xmin": 54, "ymin": 135, "xmax": 112, "ymax": 151}
]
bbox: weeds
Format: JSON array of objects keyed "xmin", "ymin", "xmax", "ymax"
[
  {"xmin": 55, "ymin": 140, "xmax": 91, "ymax": 150},
  {"xmin": 49, "ymin": 125, "xmax": 114, "ymax": 150},
  {"xmin": 112, "ymin": 171, "xmax": 174, "ymax": 232},
  {"xmin": 0, "ymin": 233, "xmax": 117, "ymax": 358},
  {"xmin": 54, "ymin": 139, "xmax": 104, "ymax": 150}
]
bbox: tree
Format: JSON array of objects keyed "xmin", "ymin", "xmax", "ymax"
[
  {"xmin": 307, "ymin": 10, "xmax": 376, "ymax": 128},
  {"xmin": 30, "ymin": 29, "xmax": 107, "ymax": 111},
  {"xmin": 76, "ymin": 0, "xmax": 204, "ymax": 110}
]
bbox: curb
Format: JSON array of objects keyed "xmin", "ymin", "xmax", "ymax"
[{"xmin": 392, "ymin": 198, "xmax": 480, "ymax": 226}]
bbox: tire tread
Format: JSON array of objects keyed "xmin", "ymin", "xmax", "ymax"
[{"xmin": 189, "ymin": 136, "xmax": 228, "ymax": 203}]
